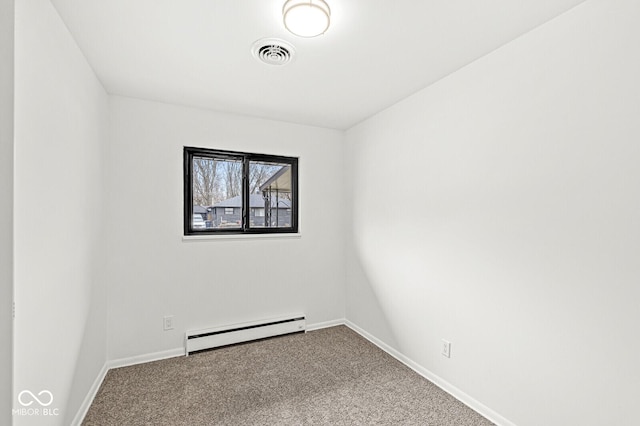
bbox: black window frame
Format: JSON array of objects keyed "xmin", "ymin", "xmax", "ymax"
[{"xmin": 184, "ymin": 146, "xmax": 299, "ymax": 235}]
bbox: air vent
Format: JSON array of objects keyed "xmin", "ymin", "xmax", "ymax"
[{"xmin": 252, "ymin": 38, "xmax": 295, "ymax": 66}]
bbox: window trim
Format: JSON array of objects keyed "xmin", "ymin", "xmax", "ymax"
[{"xmin": 184, "ymin": 146, "xmax": 299, "ymax": 236}]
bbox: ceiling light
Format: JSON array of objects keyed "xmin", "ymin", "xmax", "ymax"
[{"xmin": 283, "ymin": 0, "xmax": 331, "ymax": 38}]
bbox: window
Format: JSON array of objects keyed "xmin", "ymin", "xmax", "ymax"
[{"xmin": 184, "ymin": 147, "xmax": 298, "ymax": 235}]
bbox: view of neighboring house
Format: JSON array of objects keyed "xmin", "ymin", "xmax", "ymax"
[
  {"xmin": 192, "ymin": 164, "xmax": 294, "ymax": 229},
  {"xmin": 208, "ymin": 194, "xmax": 292, "ymax": 228}
]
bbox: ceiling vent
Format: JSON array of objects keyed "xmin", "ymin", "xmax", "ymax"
[{"xmin": 252, "ymin": 38, "xmax": 295, "ymax": 66}]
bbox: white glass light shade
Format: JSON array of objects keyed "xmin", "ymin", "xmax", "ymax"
[{"xmin": 283, "ymin": 0, "xmax": 331, "ymax": 38}]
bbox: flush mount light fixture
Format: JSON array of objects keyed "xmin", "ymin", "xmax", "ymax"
[{"xmin": 283, "ymin": 0, "xmax": 331, "ymax": 38}]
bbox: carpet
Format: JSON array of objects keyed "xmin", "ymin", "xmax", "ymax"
[{"xmin": 83, "ymin": 325, "xmax": 494, "ymax": 425}]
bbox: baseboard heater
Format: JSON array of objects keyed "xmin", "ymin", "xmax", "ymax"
[{"xmin": 185, "ymin": 314, "xmax": 306, "ymax": 355}]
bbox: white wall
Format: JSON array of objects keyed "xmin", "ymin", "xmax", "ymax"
[
  {"xmin": 14, "ymin": 0, "xmax": 108, "ymax": 424},
  {"xmin": 345, "ymin": 0, "xmax": 640, "ymax": 425},
  {"xmin": 0, "ymin": 0, "xmax": 14, "ymax": 424},
  {"xmin": 106, "ymin": 96, "xmax": 345, "ymax": 360}
]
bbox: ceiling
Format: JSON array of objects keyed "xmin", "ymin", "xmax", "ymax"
[{"xmin": 50, "ymin": 0, "xmax": 586, "ymax": 130}]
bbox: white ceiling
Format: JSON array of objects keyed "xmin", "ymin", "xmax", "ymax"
[{"xmin": 50, "ymin": 0, "xmax": 586, "ymax": 130}]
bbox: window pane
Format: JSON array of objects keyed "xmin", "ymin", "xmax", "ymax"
[
  {"xmin": 192, "ymin": 156, "xmax": 242, "ymax": 229},
  {"xmin": 185, "ymin": 147, "xmax": 298, "ymax": 235},
  {"xmin": 249, "ymin": 161, "xmax": 293, "ymax": 229}
]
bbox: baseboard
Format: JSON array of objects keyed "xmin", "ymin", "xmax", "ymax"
[
  {"xmin": 107, "ymin": 318, "xmax": 344, "ymax": 369},
  {"xmin": 107, "ymin": 319, "xmax": 343, "ymax": 369},
  {"xmin": 344, "ymin": 320, "xmax": 517, "ymax": 426},
  {"xmin": 70, "ymin": 362, "xmax": 109, "ymax": 426},
  {"xmin": 306, "ymin": 318, "xmax": 345, "ymax": 331},
  {"xmin": 107, "ymin": 347, "xmax": 185, "ymax": 370}
]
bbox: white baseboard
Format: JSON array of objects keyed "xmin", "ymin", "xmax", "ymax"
[
  {"xmin": 306, "ymin": 318, "xmax": 345, "ymax": 331},
  {"xmin": 106, "ymin": 318, "xmax": 342, "ymax": 371},
  {"xmin": 344, "ymin": 320, "xmax": 517, "ymax": 426},
  {"xmin": 70, "ymin": 362, "xmax": 109, "ymax": 426},
  {"xmin": 107, "ymin": 347, "xmax": 185, "ymax": 370}
]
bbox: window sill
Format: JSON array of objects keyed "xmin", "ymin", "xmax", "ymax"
[{"xmin": 182, "ymin": 233, "xmax": 302, "ymax": 242}]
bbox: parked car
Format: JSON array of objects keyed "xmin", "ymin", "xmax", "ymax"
[{"xmin": 192, "ymin": 214, "xmax": 206, "ymax": 229}]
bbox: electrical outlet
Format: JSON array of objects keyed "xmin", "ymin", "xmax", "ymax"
[
  {"xmin": 442, "ymin": 339, "xmax": 451, "ymax": 358},
  {"xmin": 163, "ymin": 315, "xmax": 174, "ymax": 331}
]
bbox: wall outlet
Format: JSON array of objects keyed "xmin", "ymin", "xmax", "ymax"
[
  {"xmin": 163, "ymin": 315, "xmax": 174, "ymax": 331},
  {"xmin": 442, "ymin": 339, "xmax": 451, "ymax": 358}
]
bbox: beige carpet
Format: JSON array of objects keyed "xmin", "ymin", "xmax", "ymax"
[{"xmin": 83, "ymin": 326, "xmax": 494, "ymax": 425}]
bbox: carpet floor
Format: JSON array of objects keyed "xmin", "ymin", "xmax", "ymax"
[{"xmin": 83, "ymin": 325, "xmax": 494, "ymax": 425}]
